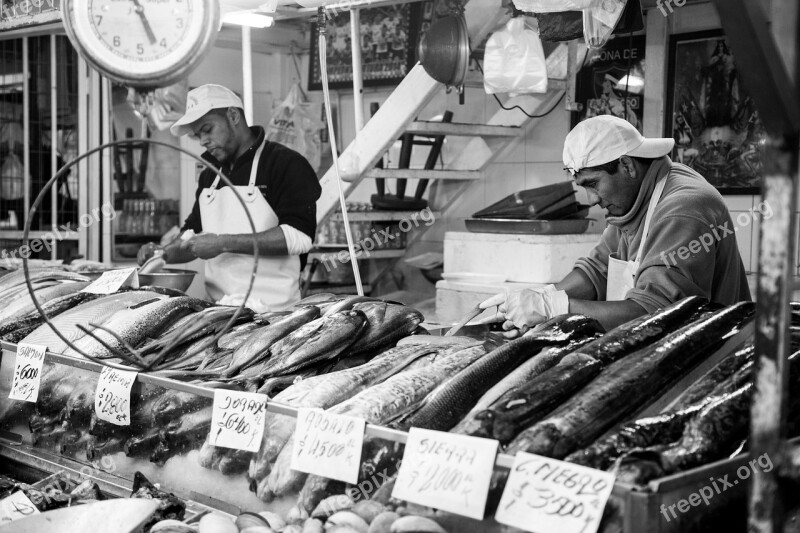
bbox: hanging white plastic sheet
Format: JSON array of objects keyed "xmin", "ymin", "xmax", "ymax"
[
  {"xmin": 483, "ymin": 18, "xmax": 548, "ymax": 96},
  {"xmin": 510, "ymin": 0, "xmax": 627, "ymax": 49}
]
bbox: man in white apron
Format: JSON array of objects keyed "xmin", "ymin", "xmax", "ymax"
[
  {"xmin": 137, "ymin": 84, "xmax": 321, "ymax": 312},
  {"xmin": 481, "ymin": 115, "xmax": 750, "ymax": 334}
]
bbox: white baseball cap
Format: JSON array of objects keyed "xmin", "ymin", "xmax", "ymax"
[
  {"xmin": 170, "ymin": 84, "xmax": 244, "ymax": 137},
  {"xmin": 562, "ymin": 115, "xmax": 675, "ymax": 175}
]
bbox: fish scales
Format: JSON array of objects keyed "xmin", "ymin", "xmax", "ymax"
[
  {"xmin": 452, "ymin": 338, "xmax": 598, "ymax": 434},
  {"xmin": 289, "ymin": 345, "xmax": 487, "ymax": 511},
  {"xmin": 506, "ymin": 302, "xmax": 755, "ymax": 459},
  {"xmin": 248, "ymin": 345, "xmax": 441, "ymax": 485},
  {"xmin": 0, "ymin": 281, "xmax": 89, "ymax": 324},
  {"xmin": 346, "ymin": 302, "xmax": 424, "ymax": 356},
  {"xmin": 226, "ymin": 306, "xmax": 321, "ymax": 378},
  {"xmin": 22, "ymin": 291, "xmax": 169, "ymax": 354},
  {"xmin": 64, "ymin": 296, "xmax": 203, "ymax": 360},
  {"xmin": 0, "ymin": 291, "xmax": 99, "ymax": 340},
  {"xmin": 401, "ymin": 314, "xmax": 603, "ymax": 432}
]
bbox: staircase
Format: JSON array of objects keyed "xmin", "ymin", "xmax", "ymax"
[{"xmin": 310, "ymin": 0, "xmax": 575, "ymax": 292}]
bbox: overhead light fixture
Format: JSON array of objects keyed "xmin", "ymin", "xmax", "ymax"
[
  {"xmin": 222, "ymin": 11, "xmax": 274, "ymax": 27},
  {"xmin": 615, "ymin": 73, "xmax": 645, "ymax": 95}
]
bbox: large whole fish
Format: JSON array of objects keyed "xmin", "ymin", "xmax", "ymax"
[
  {"xmin": 506, "ymin": 302, "xmax": 755, "ymax": 459},
  {"xmin": 290, "ymin": 345, "xmax": 488, "ymax": 512},
  {"xmin": 256, "ymin": 310, "xmax": 369, "ymax": 378},
  {"xmin": 248, "ymin": 344, "xmax": 441, "ymax": 487},
  {"xmin": 225, "ymin": 306, "xmax": 321, "ymax": 378},
  {"xmin": 139, "ymin": 306, "xmax": 249, "ymax": 356},
  {"xmin": 0, "ymin": 281, "xmax": 89, "ymax": 324},
  {"xmin": 64, "ymin": 296, "xmax": 205, "ymax": 360},
  {"xmin": 669, "ymin": 342, "xmax": 754, "ymax": 410},
  {"xmin": 398, "ymin": 314, "xmax": 604, "ymax": 432},
  {"xmin": 22, "ymin": 291, "xmax": 169, "ymax": 354},
  {"xmin": 0, "ymin": 290, "xmax": 99, "ymax": 342},
  {"xmin": 0, "ymin": 268, "xmax": 85, "ymax": 299},
  {"xmin": 150, "ymin": 406, "xmax": 213, "ymax": 464},
  {"xmin": 346, "ymin": 302, "xmax": 424, "ymax": 356}
]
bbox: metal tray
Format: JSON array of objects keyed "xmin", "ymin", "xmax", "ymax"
[{"xmin": 464, "ymin": 217, "xmax": 591, "ymax": 234}]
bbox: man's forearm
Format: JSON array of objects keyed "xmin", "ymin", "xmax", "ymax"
[
  {"xmin": 555, "ymin": 269, "xmax": 598, "ymax": 300},
  {"xmin": 219, "ymin": 227, "xmax": 289, "ymax": 256},
  {"xmin": 568, "ymin": 298, "xmax": 646, "ymax": 331}
]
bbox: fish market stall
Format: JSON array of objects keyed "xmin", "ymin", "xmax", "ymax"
[{"xmin": 0, "ymin": 264, "xmax": 784, "ymax": 532}]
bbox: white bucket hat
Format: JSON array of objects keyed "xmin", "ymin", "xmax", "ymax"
[
  {"xmin": 563, "ymin": 115, "xmax": 675, "ymax": 175},
  {"xmin": 170, "ymin": 84, "xmax": 244, "ymax": 137}
]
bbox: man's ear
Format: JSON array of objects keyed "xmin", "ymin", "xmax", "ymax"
[
  {"xmin": 619, "ymin": 155, "xmax": 637, "ymax": 180},
  {"xmin": 226, "ymin": 107, "xmax": 241, "ymax": 126}
]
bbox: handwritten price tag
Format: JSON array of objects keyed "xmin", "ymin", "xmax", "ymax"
[
  {"xmin": 392, "ymin": 428, "xmax": 498, "ymax": 520},
  {"xmin": 8, "ymin": 343, "xmax": 46, "ymax": 402},
  {"xmin": 495, "ymin": 452, "xmax": 615, "ymax": 533},
  {"xmin": 0, "ymin": 491, "xmax": 39, "ymax": 524},
  {"xmin": 94, "ymin": 366, "xmax": 137, "ymax": 425},
  {"xmin": 81, "ymin": 267, "xmax": 138, "ymax": 294},
  {"xmin": 291, "ymin": 408, "xmax": 366, "ymax": 484},
  {"xmin": 210, "ymin": 390, "xmax": 267, "ymax": 452}
]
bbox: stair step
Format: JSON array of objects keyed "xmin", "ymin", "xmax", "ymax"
[
  {"xmin": 405, "ymin": 121, "xmax": 521, "ymax": 138},
  {"xmin": 330, "ymin": 210, "xmax": 442, "ymax": 222},
  {"xmin": 364, "ymin": 169, "xmax": 483, "ymax": 180}
]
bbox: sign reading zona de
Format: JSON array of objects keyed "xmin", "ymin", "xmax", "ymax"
[
  {"xmin": 392, "ymin": 428, "xmax": 498, "ymax": 520},
  {"xmin": 495, "ymin": 451, "xmax": 615, "ymax": 533},
  {"xmin": 8, "ymin": 343, "xmax": 46, "ymax": 402},
  {"xmin": 210, "ymin": 389, "xmax": 267, "ymax": 453},
  {"xmin": 94, "ymin": 366, "xmax": 137, "ymax": 425},
  {"xmin": 81, "ymin": 267, "xmax": 138, "ymax": 294},
  {"xmin": 291, "ymin": 408, "xmax": 365, "ymax": 484}
]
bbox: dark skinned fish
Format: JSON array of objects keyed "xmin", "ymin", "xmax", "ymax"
[
  {"xmin": 256, "ymin": 310, "xmax": 368, "ymax": 378},
  {"xmin": 346, "ymin": 302, "xmax": 424, "ymax": 356},
  {"xmin": 150, "ymin": 406, "xmax": 213, "ymax": 464},
  {"xmin": 218, "ymin": 322, "xmax": 261, "ymax": 350},
  {"xmin": 0, "ymin": 290, "xmax": 99, "ymax": 341},
  {"xmin": 321, "ymin": 295, "xmax": 379, "ymax": 317},
  {"xmin": 225, "ymin": 306, "xmax": 321, "ymax": 378},
  {"xmin": 399, "ymin": 314, "xmax": 604, "ymax": 432},
  {"xmin": 0, "ymin": 281, "xmax": 90, "ymax": 323}
]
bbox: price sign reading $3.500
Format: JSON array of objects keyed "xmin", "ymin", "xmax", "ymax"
[
  {"xmin": 8, "ymin": 343, "xmax": 46, "ymax": 402},
  {"xmin": 495, "ymin": 452, "xmax": 616, "ymax": 533},
  {"xmin": 210, "ymin": 390, "xmax": 267, "ymax": 453},
  {"xmin": 290, "ymin": 408, "xmax": 366, "ymax": 484},
  {"xmin": 94, "ymin": 366, "xmax": 138, "ymax": 425},
  {"xmin": 392, "ymin": 428, "xmax": 499, "ymax": 520}
]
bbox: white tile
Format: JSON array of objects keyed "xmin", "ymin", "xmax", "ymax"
[
  {"xmin": 524, "ymin": 162, "xmax": 568, "ymax": 190},
  {"xmin": 723, "ymin": 195, "xmax": 754, "ymax": 212},
  {"xmin": 750, "ymin": 212, "xmax": 760, "ymax": 274},
  {"xmin": 499, "ymin": 135, "xmax": 526, "ymax": 163},
  {"xmin": 483, "ymin": 163, "xmax": 527, "ymax": 204},
  {"xmin": 730, "ymin": 212, "xmax": 754, "ymax": 273},
  {"xmin": 524, "ymin": 108, "xmax": 570, "ymax": 163}
]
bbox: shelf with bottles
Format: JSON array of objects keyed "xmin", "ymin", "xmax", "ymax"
[{"xmin": 113, "ymin": 197, "xmax": 179, "ymax": 240}]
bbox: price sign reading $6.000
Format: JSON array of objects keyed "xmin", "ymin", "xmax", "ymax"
[
  {"xmin": 291, "ymin": 408, "xmax": 366, "ymax": 484},
  {"xmin": 210, "ymin": 389, "xmax": 267, "ymax": 453},
  {"xmin": 495, "ymin": 452, "xmax": 616, "ymax": 533},
  {"xmin": 8, "ymin": 343, "xmax": 46, "ymax": 402},
  {"xmin": 392, "ymin": 428, "xmax": 499, "ymax": 520},
  {"xmin": 94, "ymin": 366, "xmax": 137, "ymax": 425}
]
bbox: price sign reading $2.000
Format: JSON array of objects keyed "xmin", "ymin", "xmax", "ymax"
[
  {"xmin": 210, "ymin": 390, "xmax": 267, "ymax": 453},
  {"xmin": 291, "ymin": 408, "xmax": 366, "ymax": 484},
  {"xmin": 495, "ymin": 452, "xmax": 616, "ymax": 533},
  {"xmin": 392, "ymin": 428, "xmax": 499, "ymax": 520},
  {"xmin": 8, "ymin": 343, "xmax": 46, "ymax": 402},
  {"xmin": 94, "ymin": 366, "xmax": 138, "ymax": 425}
]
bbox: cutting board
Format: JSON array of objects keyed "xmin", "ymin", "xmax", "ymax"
[{"xmin": 2, "ymin": 499, "xmax": 159, "ymax": 533}]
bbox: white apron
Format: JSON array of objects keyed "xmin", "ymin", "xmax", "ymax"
[
  {"xmin": 198, "ymin": 139, "xmax": 300, "ymax": 311},
  {"xmin": 606, "ymin": 175, "xmax": 668, "ymax": 301}
]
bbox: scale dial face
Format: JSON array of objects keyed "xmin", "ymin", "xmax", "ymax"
[{"xmin": 64, "ymin": 0, "xmax": 219, "ymax": 87}]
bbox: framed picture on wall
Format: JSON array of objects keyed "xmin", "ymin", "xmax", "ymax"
[
  {"xmin": 571, "ymin": 34, "xmax": 646, "ymax": 133},
  {"xmin": 308, "ymin": 2, "xmax": 431, "ymax": 91},
  {"xmin": 665, "ymin": 30, "xmax": 766, "ymax": 195}
]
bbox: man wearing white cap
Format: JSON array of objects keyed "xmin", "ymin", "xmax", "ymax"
[
  {"xmin": 138, "ymin": 84, "xmax": 321, "ymax": 311},
  {"xmin": 481, "ymin": 115, "xmax": 750, "ymax": 333}
]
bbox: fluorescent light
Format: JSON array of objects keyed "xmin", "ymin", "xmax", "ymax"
[
  {"xmin": 222, "ymin": 11, "xmax": 274, "ymax": 27},
  {"xmin": 615, "ymin": 74, "xmax": 645, "ymax": 95}
]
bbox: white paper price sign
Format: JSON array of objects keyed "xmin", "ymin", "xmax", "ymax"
[
  {"xmin": 291, "ymin": 408, "xmax": 366, "ymax": 484},
  {"xmin": 94, "ymin": 366, "xmax": 138, "ymax": 425},
  {"xmin": 8, "ymin": 343, "xmax": 46, "ymax": 402},
  {"xmin": 0, "ymin": 491, "xmax": 39, "ymax": 524},
  {"xmin": 495, "ymin": 452, "xmax": 616, "ymax": 533},
  {"xmin": 81, "ymin": 267, "xmax": 138, "ymax": 294},
  {"xmin": 210, "ymin": 389, "xmax": 267, "ymax": 452},
  {"xmin": 392, "ymin": 428, "xmax": 499, "ymax": 520}
]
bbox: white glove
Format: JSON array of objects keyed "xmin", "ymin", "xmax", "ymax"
[{"xmin": 478, "ymin": 285, "xmax": 569, "ymax": 335}]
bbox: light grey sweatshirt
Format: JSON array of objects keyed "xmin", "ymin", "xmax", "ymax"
[{"xmin": 574, "ymin": 156, "xmax": 751, "ymax": 312}]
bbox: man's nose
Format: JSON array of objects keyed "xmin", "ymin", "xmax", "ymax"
[{"xmin": 584, "ymin": 189, "xmax": 601, "ymax": 207}]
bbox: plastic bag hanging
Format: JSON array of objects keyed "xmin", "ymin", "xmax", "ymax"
[
  {"xmin": 483, "ymin": 18, "xmax": 548, "ymax": 97},
  {"xmin": 265, "ymin": 83, "xmax": 324, "ymax": 172},
  {"xmin": 583, "ymin": 0, "xmax": 627, "ymax": 49}
]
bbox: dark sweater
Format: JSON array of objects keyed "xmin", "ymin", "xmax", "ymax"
[{"xmin": 182, "ymin": 127, "xmax": 321, "ymax": 268}]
